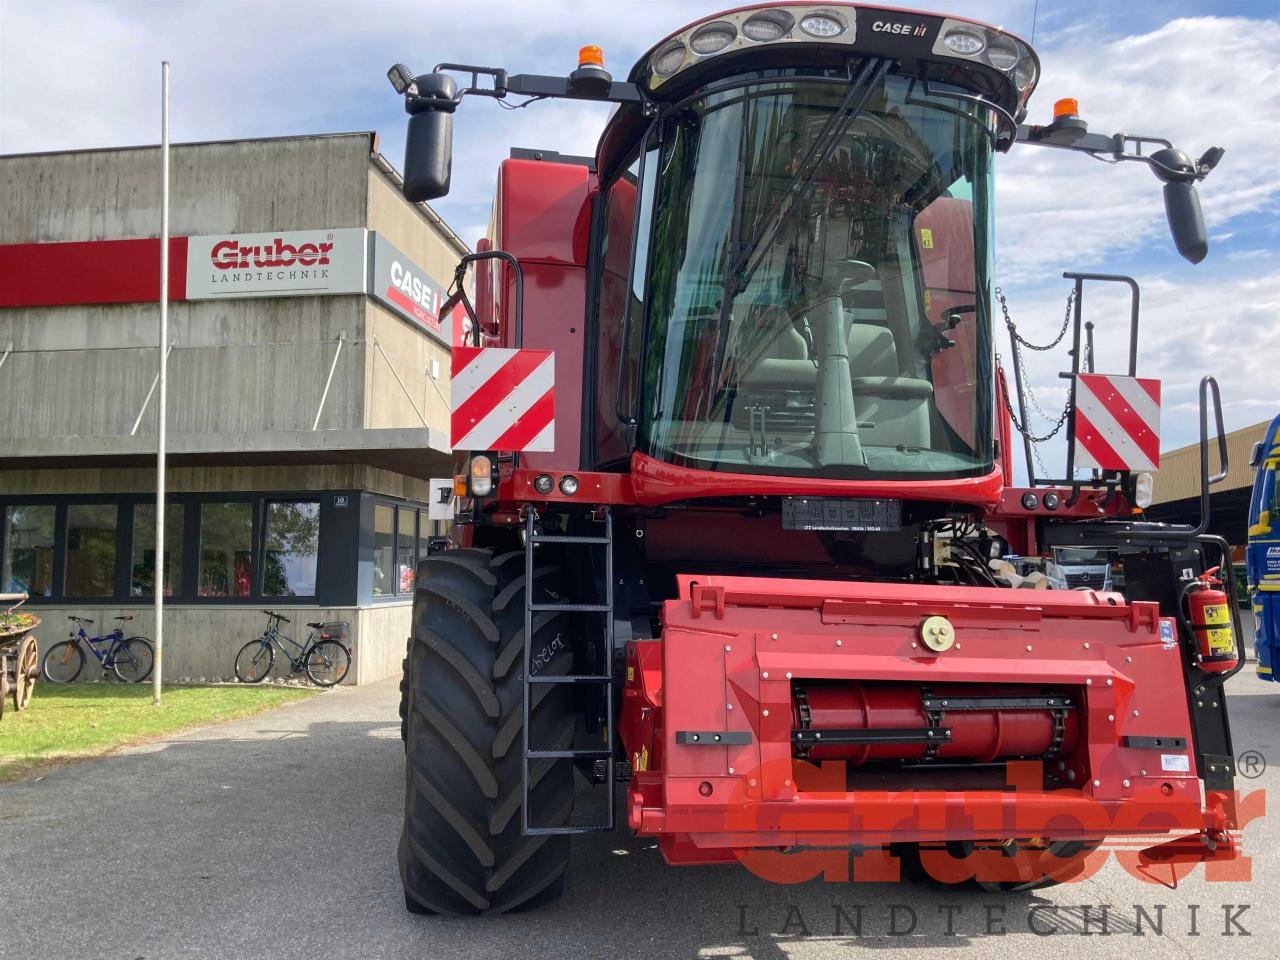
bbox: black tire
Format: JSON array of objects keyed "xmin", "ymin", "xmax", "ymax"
[
  {"xmin": 42, "ymin": 641, "xmax": 85, "ymax": 684},
  {"xmin": 235, "ymin": 638, "xmax": 274, "ymax": 684},
  {"xmin": 305, "ymin": 640, "xmax": 351, "ymax": 687},
  {"xmin": 400, "ymin": 547, "xmax": 576, "ymax": 916},
  {"xmin": 112, "ymin": 637, "xmax": 154, "ymax": 683}
]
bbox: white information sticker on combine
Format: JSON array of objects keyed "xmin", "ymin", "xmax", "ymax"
[{"xmin": 1161, "ymin": 754, "xmax": 1191, "ymax": 772}]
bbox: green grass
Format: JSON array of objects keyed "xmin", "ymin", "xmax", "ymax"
[{"xmin": 0, "ymin": 684, "xmax": 318, "ymax": 782}]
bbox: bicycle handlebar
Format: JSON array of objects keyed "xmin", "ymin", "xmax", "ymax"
[{"xmin": 261, "ymin": 610, "xmax": 291, "ymax": 624}]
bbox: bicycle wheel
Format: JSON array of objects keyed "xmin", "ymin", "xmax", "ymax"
[
  {"xmin": 42, "ymin": 641, "xmax": 85, "ymax": 684},
  {"xmin": 111, "ymin": 637, "xmax": 154, "ymax": 683},
  {"xmin": 304, "ymin": 640, "xmax": 350, "ymax": 687},
  {"xmin": 234, "ymin": 638, "xmax": 275, "ymax": 684}
]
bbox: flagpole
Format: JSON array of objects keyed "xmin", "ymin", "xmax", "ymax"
[{"xmin": 153, "ymin": 61, "xmax": 170, "ymax": 705}]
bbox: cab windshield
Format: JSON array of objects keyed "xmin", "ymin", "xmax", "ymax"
[{"xmin": 639, "ymin": 71, "xmax": 995, "ymax": 479}]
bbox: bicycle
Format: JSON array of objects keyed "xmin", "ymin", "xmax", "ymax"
[
  {"xmin": 42, "ymin": 615, "xmax": 155, "ymax": 683},
  {"xmin": 234, "ymin": 610, "xmax": 350, "ymax": 687}
]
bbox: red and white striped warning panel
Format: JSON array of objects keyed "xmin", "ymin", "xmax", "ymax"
[
  {"xmin": 1072, "ymin": 373, "xmax": 1161, "ymax": 472},
  {"xmin": 451, "ymin": 347, "xmax": 555, "ymax": 452}
]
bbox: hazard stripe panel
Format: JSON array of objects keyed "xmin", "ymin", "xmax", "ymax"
[
  {"xmin": 451, "ymin": 347, "xmax": 555, "ymax": 452},
  {"xmin": 1073, "ymin": 373, "xmax": 1161, "ymax": 472}
]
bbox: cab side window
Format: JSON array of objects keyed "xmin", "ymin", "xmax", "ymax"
[{"xmin": 593, "ymin": 154, "xmax": 644, "ymax": 466}]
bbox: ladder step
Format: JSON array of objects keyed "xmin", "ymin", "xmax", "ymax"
[
  {"xmin": 530, "ymin": 535, "xmax": 610, "ymax": 544},
  {"xmin": 527, "ymin": 749, "xmax": 612, "ymax": 759},
  {"xmin": 524, "ymin": 824, "xmax": 616, "ymax": 835},
  {"xmin": 528, "ymin": 603, "xmax": 611, "ymax": 613},
  {"xmin": 528, "ymin": 674, "xmax": 612, "ymax": 684}
]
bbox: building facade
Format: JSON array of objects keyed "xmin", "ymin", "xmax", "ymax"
[{"xmin": 0, "ymin": 132, "xmax": 465, "ymax": 683}]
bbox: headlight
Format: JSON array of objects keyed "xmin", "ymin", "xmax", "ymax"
[
  {"xmin": 652, "ymin": 41, "xmax": 686, "ymax": 77},
  {"xmin": 986, "ymin": 38, "xmax": 1019, "ymax": 71},
  {"xmin": 799, "ymin": 12, "xmax": 844, "ymax": 37},
  {"xmin": 742, "ymin": 10, "xmax": 793, "ymax": 41},
  {"xmin": 942, "ymin": 30, "xmax": 985, "ymax": 56},
  {"xmin": 533, "ymin": 474, "xmax": 554, "ymax": 495},
  {"xmin": 1042, "ymin": 491, "xmax": 1062, "ymax": 510},
  {"xmin": 1135, "ymin": 472, "xmax": 1154, "ymax": 509},
  {"xmin": 559, "ymin": 475, "xmax": 580, "ymax": 496},
  {"xmin": 689, "ymin": 21, "xmax": 736, "ymax": 55},
  {"xmin": 1021, "ymin": 492, "xmax": 1038, "ymax": 510},
  {"xmin": 468, "ymin": 455, "xmax": 494, "ymax": 498},
  {"xmin": 1014, "ymin": 57, "xmax": 1038, "ymax": 91}
]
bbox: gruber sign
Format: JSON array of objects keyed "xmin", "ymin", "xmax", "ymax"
[
  {"xmin": 186, "ymin": 228, "xmax": 367, "ymax": 299},
  {"xmin": 369, "ymin": 233, "xmax": 450, "ymax": 345}
]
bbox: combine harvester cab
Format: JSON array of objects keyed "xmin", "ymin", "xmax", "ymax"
[{"xmin": 388, "ymin": 2, "xmax": 1242, "ymax": 914}]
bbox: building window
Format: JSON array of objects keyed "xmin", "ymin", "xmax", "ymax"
[
  {"xmin": 131, "ymin": 503, "xmax": 184, "ymax": 597},
  {"xmin": 398, "ymin": 508, "xmax": 417, "ymax": 593},
  {"xmin": 199, "ymin": 502, "xmax": 254, "ymax": 598},
  {"xmin": 65, "ymin": 504, "xmax": 118, "ymax": 598},
  {"xmin": 373, "ymin": 504, "xmax": 396, "ymax": 596},
  {"xmin": 263, "ymin": 500, "xmax": 320, "ymax": 597},
  {"xmin": 3, "ymin": 505, "xmax": 54, "ymax": 597}
]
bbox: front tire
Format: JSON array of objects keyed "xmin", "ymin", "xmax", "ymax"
[
  {"xmin": 234, "ymin": 639, "xmax": 274, "ymax": 684},
  {"xmin": 42, "ymin": 641, "xmax": 85, "ymax": 684},
  {"xmin": 400, "ymin": 548, "xmax": 575, "ymax": 915}
]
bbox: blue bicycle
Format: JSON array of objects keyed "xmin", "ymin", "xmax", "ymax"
[{"xmin": 42, "ymin": 615, "xmax": 154, "ymax": 683}]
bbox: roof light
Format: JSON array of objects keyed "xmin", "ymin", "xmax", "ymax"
[
  {"xmin": 799, "ymin": 12, "xmax": 844, "ymax": 37},
  {"xmin": 1014, "ymin": 57, "xmax": 1038, "ymax": 91},
  {"xmin": 986, "ymin": 38, "xmax": 1019, "ymax": 71},
  {"xmin": 652, "ymin": 41, "xmax": 686, "ymax": 77},
  {"xmin": 1054, "ymin": 97, "xmax": 1080, "ymax": 119},
  {"xmin": 942, "ymin": 30, "xmax": 985, "ymax": 56},
  {"xmin": 689, "ymin": 21, "xmax": 736, "ymax": 55},
  {"xmin": 742, "ymin": 9, "xmax": 794, "ymax": 42},
  {"xmin": 578, "ymin": 45, "xmax": 604, "ymax": 68}
]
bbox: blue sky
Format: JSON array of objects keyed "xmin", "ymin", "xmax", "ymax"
[{"xmin": 2, "ymin": 1, "xmax": 1277, "ymax": 480}]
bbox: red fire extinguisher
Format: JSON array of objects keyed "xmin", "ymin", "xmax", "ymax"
[{"xmin": 1182, "ymin": 566, "xmax": 1238, "ymax": 673}]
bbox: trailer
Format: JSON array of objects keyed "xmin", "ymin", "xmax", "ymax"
[{"xmin": 387, "ymin": 3, "xmax": 1240, "ymax": 914}]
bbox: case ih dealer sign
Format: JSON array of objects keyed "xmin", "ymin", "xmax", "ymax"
[
  {"xmin": 368, "ymin": 233, "xmax": 450, "ymax": 345},
  {"xmin": 186, "ymin": 228, "xmax": 368, "ymax": 299}
]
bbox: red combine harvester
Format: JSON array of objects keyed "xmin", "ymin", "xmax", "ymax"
[{"xmin": 388, "ymin": 3, "xmax": 1242, "ymax": 915}]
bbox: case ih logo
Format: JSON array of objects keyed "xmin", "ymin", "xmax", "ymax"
[
  {"xmin": 210, "ymin": 237, "xmax": 334, "ymax": 270},
  {"xmin": 871, "ymin": 19, "xmax": 929, "ymax": 37}
]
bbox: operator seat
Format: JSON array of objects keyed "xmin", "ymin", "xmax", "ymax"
[{"xmin": 847, "ymin": 322, "xmax": 932, "ymax": 449}]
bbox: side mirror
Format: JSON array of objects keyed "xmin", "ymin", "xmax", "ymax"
[
  {"xmin": 1162, "ymin": 181, "xmax": 1208, "ymax": 265},
  {"xmin": 1148, "ymin": 147, "xmax": 1209, "ymax": 264},
  {"xmin": 403, "ymin": 73, "xmax": 459, "ymax": 202},
  {"xmin": 1250, "ymin": 440, "xmax": 1264, "ymax": 469}
]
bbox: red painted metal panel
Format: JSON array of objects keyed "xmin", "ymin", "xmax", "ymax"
[
  {"xmin": 619, "ymin": 573, "xmax": 1214, "ymax": 862},
  {"xmin": 0, "ymin": 237, "xmax": 188, "ymax": 306},
  {"xmin": 630, "ymin": 450, "xmax": 1004, "ymax": 507}
]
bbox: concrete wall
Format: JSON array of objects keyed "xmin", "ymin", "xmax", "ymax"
[
  {"xmin": 24, "ymin": 602, "xmax": 411, "ymax": 684},
  {"xmin": 353, "ymin": 601, "xmax": 412, "ymax": 686},
  {"xmin": 0, "ymin": 133, "xmax": 372, "ymax": 243},
  {"xmin": 0, "ymin": 296, "xmax": 366, "ymax": 440}
]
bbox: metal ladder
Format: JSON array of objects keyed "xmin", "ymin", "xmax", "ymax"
[{"xmin": 521, "ymin": 506, "xmax": 616, "ymax": 835}]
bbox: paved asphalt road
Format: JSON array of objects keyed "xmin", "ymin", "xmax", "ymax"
[{"xmin": 2, "ymin": 673, "xmax": 1278, "ymax": 960}]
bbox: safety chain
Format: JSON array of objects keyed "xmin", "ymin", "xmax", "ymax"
[
  {"xmin": 994, "ymin": 286, "xmax": 1079, "ymax": 474},
  {"xmin": 996, "ymin": 285, "xmax": 1075, "ymax": 352}
]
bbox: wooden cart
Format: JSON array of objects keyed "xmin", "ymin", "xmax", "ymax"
[{"xmin": 0, "ymin": 593, "xmax": 39, "ymax": 720}]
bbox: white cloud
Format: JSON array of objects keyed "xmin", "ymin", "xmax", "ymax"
[{"xmin": 996, "ymin": 17, "xmax": 1280, "ymax": 289}]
